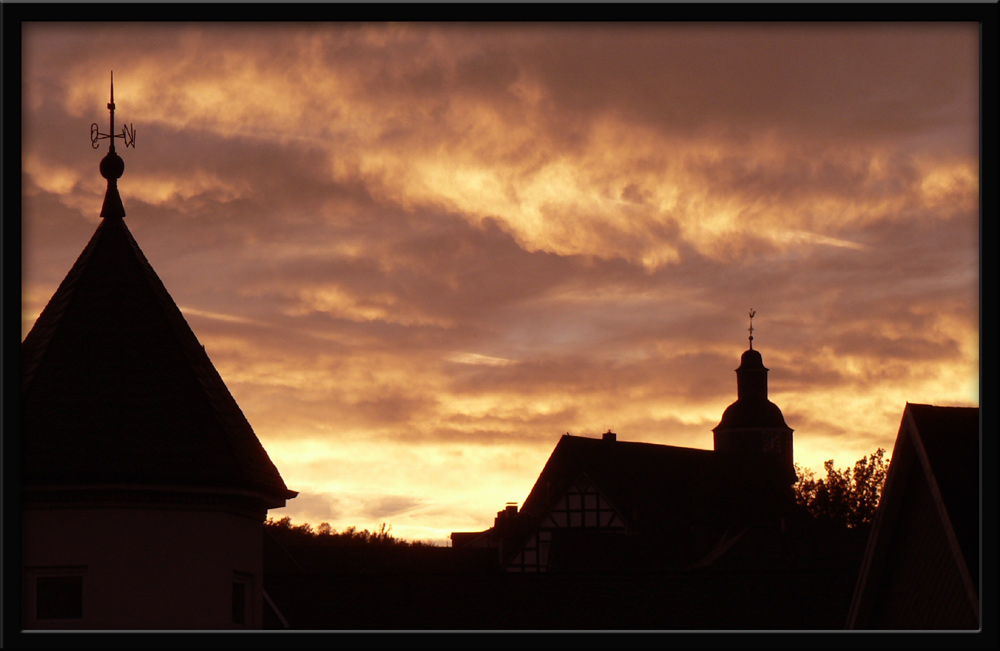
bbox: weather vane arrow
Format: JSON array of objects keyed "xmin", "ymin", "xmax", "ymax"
[
  {"xmin": 90, "ymin": 71, "xmax": 135, "ymax": 151},
  {"xmin": 92, "ymin": 71, "xmax": 134, "ymax": 219}
]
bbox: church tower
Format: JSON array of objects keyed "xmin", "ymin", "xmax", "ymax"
[
  {"xmin": 712, "ymin": 311, "xmax": 796, "ymax": 486},
  {"xmin": 21, "ymin": 74, "xmax": 296, "ymax": 629}
]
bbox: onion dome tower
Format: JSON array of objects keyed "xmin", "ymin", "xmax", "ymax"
[
  {"xmin": 21, "ymin": 73, "xmax": 295, "ymax": 629},
  {"xmin": 712, "ymin": 310, "xmax": 796, "ymax": 486}
]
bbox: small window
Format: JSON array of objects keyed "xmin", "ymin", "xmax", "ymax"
[
  {"xmin": 36, "ymin": 575, "xmax": 83, "ymax": 620},
  {"xmin": 232, "ymin": 572, "xmax": 254, "ymax": 626},
  {"xmin": 232, "ymin": 580, "xmax": 247, "ymax": 625}
]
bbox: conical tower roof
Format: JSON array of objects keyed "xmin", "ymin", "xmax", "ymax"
[
  {"xmin": 21, "ymin": 215, "xmax": 295, "ymax": 507},
  {"xmin": 22, "ymin": 78, "xmax": 294, "ymax": 508}
]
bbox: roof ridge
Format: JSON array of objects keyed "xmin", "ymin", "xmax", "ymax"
[{"xmin": 562, "ymin": 433, "xmax": 713, "ymax": 453}]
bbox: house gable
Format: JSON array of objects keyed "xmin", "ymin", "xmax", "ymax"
[
  {"xmin": 507, "ymin": 473, "xmax": 628, "ymax": 572},
  {"xmin": 848, "ymin": 403, "xmax": 979, "ymax": 629},
  {"xmin": 541, "ymin": 474, "xmax": 628, "ymax": 531}
]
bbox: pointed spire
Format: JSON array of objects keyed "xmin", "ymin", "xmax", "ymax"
[
  {"xmin": 90, "ymin": 71, "xmax": 135, "ymax": 220},
  {"xmin": 748, "ymin": 308, "xmax": 756, "ymax": 350},
  {"xmin": 22, "ymin": 162, "xmax": 294, "ymax": 506}
]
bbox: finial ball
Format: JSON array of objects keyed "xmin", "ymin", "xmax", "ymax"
[{"xmin": 100, "ymin": 151, "xmax": 125, "ymax": 180}]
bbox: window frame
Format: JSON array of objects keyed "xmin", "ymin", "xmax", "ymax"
[
  {"xmin": 231, "ymin": 571, "xmax": 254, "ymax": 627},
  {"xmin": 27, "ymin": 566, "xmax": 87, "ymax": 623}
]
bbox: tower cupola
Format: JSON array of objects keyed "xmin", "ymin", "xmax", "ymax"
[
  {"xmin": 713, "ymin": 310, "xmax": 795, "ymax": 486},
  {"xmin": 735, "ymin": 348, "xmax": 768, "ymax": 403}
]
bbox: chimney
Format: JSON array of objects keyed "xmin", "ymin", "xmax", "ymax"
[{"xmin": 494, "ymin": 502, "xmax": 518, "ymax": 531}]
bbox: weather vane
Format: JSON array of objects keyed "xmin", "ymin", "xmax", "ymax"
[
  {"xmin": 748, "ymin": 308, "xmax": 756, "ymax": 349},
  {"xmin": 90, "ymin": 71, "xmax": 135, "ymax": 152},
  {"xmin": 92, "ymin": 71, "xmax": 134, "ymax": 219}
]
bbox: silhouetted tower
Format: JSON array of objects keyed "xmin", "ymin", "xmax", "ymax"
[
  {"xmin": 21, "ymin": 73, "xmax": 295, "ymax": 630},
  {"xmin": 712, "ymin": 310, "xmax": 796, "ymax": 487}
]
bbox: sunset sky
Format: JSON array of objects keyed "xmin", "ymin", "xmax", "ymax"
[{"xmin": 20, "ymin": 22, "xmax": 980, "ymax": 544}]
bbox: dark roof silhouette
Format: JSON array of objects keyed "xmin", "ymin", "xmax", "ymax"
[
  {"xmin": 21, "ymin": 213, "xmax": 295, "ymax": 506},
  {"xmin": 714, "ymin": 348, "xmax": 790, "ymax": 431},
  {"xmin": 715, "ymin": 398, "xmax": 790, "ymax": 431},
  {"xmin": 848, "ymin": 403, "xmax": 979, "ymax": 629},
  {"xmin": 519, "ymin": 434, "xmax": 773, "ymax": 531},
  {"xmin": 465, "ymin": 432, "xmax": 806, "ymax": 575},
  {"xmin": 904, "ymin": 403, "xmax": 979, "ymax": 584}
]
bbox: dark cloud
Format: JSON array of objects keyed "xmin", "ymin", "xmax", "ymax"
[
  {"xmin": 683, "ymin": 147, "xmax": 920, "ymax": 207},
  {"xmin": 514, "ymin": 23, "xmax": 977, "ymax": 150},
  {"xmin": 454, "ymin": 49, "xmax": 521, "ymax": 97}
]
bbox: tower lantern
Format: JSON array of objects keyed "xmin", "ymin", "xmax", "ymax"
[{"xmin": 712, "ymin": 311, "xmax": 795, "ymax": 486}]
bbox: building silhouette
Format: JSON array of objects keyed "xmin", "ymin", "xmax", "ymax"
[
  {"xmin": 713, "ymin": 344, "xmax": 796, "ymax": 486},
  {"xmin": 260, "ymin": 342, "xmax": 871, "ymax": 629},
  {"xmin": 452, "ymin": 339, "xmax": 802, "ymax": 574},
  {"xmin": 20, "ymin": 80, "xmax": 296, "ymax": 629},
  {"xmin": 848, "ymin": 403, "xmax": 980, "ymax": 629}
]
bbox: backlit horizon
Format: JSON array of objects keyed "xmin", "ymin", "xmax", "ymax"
[{"xmin": 21, "ymin": 22, "xmax": 979, "ymax": 544}]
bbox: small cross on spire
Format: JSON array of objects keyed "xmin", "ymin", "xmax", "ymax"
[{"xmin": 748, "ymin": 308, "xmax": 756, "ymax": 349}]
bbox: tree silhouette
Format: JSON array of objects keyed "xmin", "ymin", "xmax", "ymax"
[
  {"xmin": 264, "ymin": 516, "xmax": 419, "ymax": 547},
  {"xmin": 794, "ymin": 448, "xmax": 889, "ymax": 529}
]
